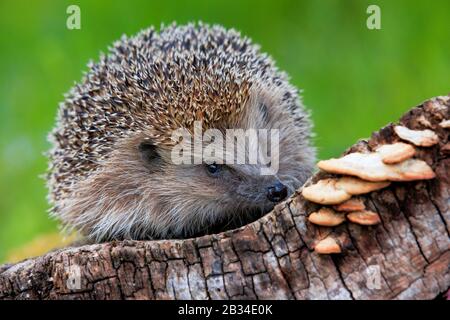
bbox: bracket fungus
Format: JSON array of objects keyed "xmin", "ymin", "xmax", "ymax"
[
  {"xmin": 346, "ymin": 210, "xmax": 381, "ymax": 226},
  {"xmin": 307, "ymin": 208, "xmax": 346, "ymax": 227},
  {"xmin": 375, "ymin": 142, "xmax": 416, "ymax": 164},
  {"xmin": 314, "ymin": 236, "xmax": 342, "ymax": 254},
  {"xmin": 303, "ymin": 114, "xmax": 442, "ymax": 256},
  {"xmin": 333, "ymin": 197, "xmax": 366, "ymax": 212},
  {"xmin": 439, "ymin": 119, "xmax": 450, "ymax": 129},
  {"xmin": 394, "ymin": 125, "xmax": 439, "ymax": 147},
  {"xmin": 317, "ymin": 153, "xmax": 435, "ymax": 182},
  {"xmin": 302, "ymin": 177, "xmax": 390, "ymax": 205}
]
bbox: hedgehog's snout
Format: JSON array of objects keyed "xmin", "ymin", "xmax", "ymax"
[{"xmin": 266, "ymin": 181, "xmax": 288, "ymax": 202}]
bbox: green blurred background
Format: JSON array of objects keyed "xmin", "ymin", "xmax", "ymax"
[{"xmin": 0, "ymin": 0, "xmax": 449, "ymax": 263}]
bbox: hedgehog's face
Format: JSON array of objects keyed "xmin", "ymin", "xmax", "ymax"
[{"xmin": 127, "ymin": 87, "xmax": 315, "ymax": 238}]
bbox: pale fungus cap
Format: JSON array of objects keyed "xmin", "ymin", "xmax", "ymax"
[
  {"xmin": 308, "ymin": 207, "xmax": 346, "ymax": 227},
  {"xmin": 439, "ymin": 119, "xmax": 450, "ymax": 129},
  {"xmin": 334, "ymin": 176, "xmax": 390, "ymax": 194},
  {"xmin": 333, "ymin": 197, "xmax": 366, "ymax": 212},
  {"xmin": 301, "ymin": 179, "xmax": 351, "ymax": 205},
  {"xmin": 314, "ymin": 236, "xmax": 341, "ymax": 254},
  {"xmin": 347, "ymin": 210, "xmax": 381, "ymax": 226},
  {"xmin": 394, "ymin": 125, "xmax": 439, "ymax": 147},
  {"xmin": 317, "ymin": 152, "xmax": 435, "ymax": 182},
  {"xmin": 376, "ymin": 142, "xmax": 416, "ymax": 164},
  {"xmin": 302, "ymin": 176, "xmax": 390, "ymax": 205}
]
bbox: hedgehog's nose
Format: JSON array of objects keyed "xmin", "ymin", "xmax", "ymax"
[{"xmin": 267, "ymin": 182, "xmax": 288, "ymax": 202}]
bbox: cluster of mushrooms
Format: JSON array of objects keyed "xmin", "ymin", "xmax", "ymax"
[{"xmin": 302, "ymin": 121, "xmax": 449, "ymax": 254}]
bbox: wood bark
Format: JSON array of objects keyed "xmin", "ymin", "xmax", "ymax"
[{"xmin": 0, "ymin": 96, "xmax": 449, "ymax": 300}]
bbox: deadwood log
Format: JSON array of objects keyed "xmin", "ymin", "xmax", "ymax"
[{"xmin": 0, "ymin": 95, "xmax": 449, "ymax": 300}]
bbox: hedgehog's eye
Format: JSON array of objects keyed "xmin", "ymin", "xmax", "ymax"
[
  {"xmin": 206, "ymin": 162, "xmax": 221, "ymax": 176},
  {"xmin": 138, "ymin": 141, "xmax": 159, "ymax": 163}
]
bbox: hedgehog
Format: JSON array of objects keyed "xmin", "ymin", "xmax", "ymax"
[{"xmin": 47, "ymin": 23, "xmax": 316, "ymax": 242}]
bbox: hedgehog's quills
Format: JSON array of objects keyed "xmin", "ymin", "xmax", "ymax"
[{"xmin": 47, "ymin": 23, "xmax": 316, "ymax": 242}]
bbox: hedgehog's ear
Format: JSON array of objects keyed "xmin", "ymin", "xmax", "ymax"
[{"xmin": 138, "ymin": 140, "xmax": 160, "ymax": 163}]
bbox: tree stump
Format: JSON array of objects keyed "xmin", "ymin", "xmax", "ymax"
[{"xmin": 0, "ymin": 95, "xmax": 449, "ymax": 300}]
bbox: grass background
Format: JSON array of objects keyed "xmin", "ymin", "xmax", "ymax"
[{"xmin": 0, "ymin": 0, "xmax": 449, "ymax": 263}]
